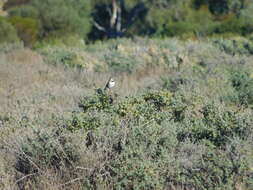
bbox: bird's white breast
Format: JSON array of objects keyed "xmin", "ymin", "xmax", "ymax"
[{"xmin": 109, "ymin": 81, "xmax": 115, "ymax": 88}]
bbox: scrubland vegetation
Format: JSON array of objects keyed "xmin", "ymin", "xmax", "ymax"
[
  {"xmin": 0, "ymin": 37, "xmax": 253, "ymax": 189},
  {"xmin": 1, "ymin": 0, "xmax": 253, "ymax": 189}
]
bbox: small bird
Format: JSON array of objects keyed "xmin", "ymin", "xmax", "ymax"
[{"xmin": 104, "ymin": 77, "xmax": 115, "ymax": 91}]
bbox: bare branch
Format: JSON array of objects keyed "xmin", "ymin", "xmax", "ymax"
[
  {"xmin": 59, "ymin": 177, "xmax": 82, "ymax": 187},
  {"xmin": 15, "ymin": 173, "xmax": 38, "ymax": 184},
  {"xmin": 92, "ymin": 20, "xmax": 106, "ymax": 32}
]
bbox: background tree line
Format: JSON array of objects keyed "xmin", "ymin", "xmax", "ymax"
[{"xmin": 1, "ymin": 0, "xmax": 253, "ymax": 46}]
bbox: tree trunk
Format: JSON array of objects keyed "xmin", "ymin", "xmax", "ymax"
[
  {"xmin": 110, "ymin": 0, "xmax": 118, "ymax": 29},
  {"xmin": 116, "ymin": 1, "xmax": 122, "ymax": 32}
]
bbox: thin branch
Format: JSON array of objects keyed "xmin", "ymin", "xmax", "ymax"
[
  {"xmin": 75, "ymin": 166, "xmax": 93, "ymax": 171},
  {"xmin": 15, "ymin": 173, "xmax": 38, "ymax": 184},
  {"xmin": 92, "ymin": 20, "xmax": 106, "ymax": 32},
  {"xmin": 59, "ymin": 177, "xmax": 82, "ymax": 187}
]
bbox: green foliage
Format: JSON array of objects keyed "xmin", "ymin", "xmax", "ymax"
[
  {"xmin": 214, "ymin": 15, "xmax": 253, "ymax": 36},
  {"xmin": 193, "ymin": 0, "xmax": 246, "ymax": 15},
  {"xmin": 213, "ymin": 38, "xmax": 253, "ymax": 55},
  {"xmin": 68, "ymin": 90, "xmax": 172, "ymax": 131},
  {"xmin": 3, "ymin": 0, "xmax": 253, "ymax": 40},
  {"xmin": 179, "ymin": 103, "xmax": 250, "ymax": 147},
  {"xmin": 106, "ymin": 119, "xmax": 179, "ymax": 190},
  {"xmin": 16, "ymin": 127, "xmax": 80, "ymax": 174},
  {"xmin": 34, "ymin": 0, "xmax": 90, "ymax": 37},
  {"xmin": 0, "ymin": 17, "xmax": 19, "ymax": 44},
  {"xmin": 112, "ymin": 158, "xmax": 164, "ymax": 190},
  {"xmin": 9, "ymin": 16, "xmax": 38, "ymax": 46},
  {"xmin": 79, "ymin": 89, "xmax": 114, "ymax": 112},
  {"xmin": 67, "ymin": 112, "xmax": 102, "ymax": 132},
  {"xmin": 164, "ymin": 5, "xmax": 217, "ymax": 38},
  {"xmin": 8, "ymin": 5, "xmax": 39, "ymax": 19},
  {"xmin": 38, "ymin": 47, "xmax": 85, "ymax": 68},
  {"xmin": 229, "ymin": 69, "xmax": 253, "ymax": 105},
  {"xmin": 181, "ymin": 141, "xmax": 250, "ymax": 189},
  {"xmin": 4, "ymin": 0, "xmax": 91, "ymax": 45},
  {"xmin": 105, "ymin": 52, "xmax": 139, "ymax": 73}
]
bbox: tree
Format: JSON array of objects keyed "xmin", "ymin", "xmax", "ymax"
[
  {"xmin": 4, "ymin": 0, "xmax": 92, "ymax": 42},
  {"xmin": 89, "ymin": 0, "xmax": 147, "ymax": 40}
]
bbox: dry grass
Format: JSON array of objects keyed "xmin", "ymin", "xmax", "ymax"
[
  {"xmin": 0, "ymin": 46, "xmax": 171, "ymax": 123},
  {"xmin": 0, "ymin": 49, "xmax": 84, "ymax": 122}
]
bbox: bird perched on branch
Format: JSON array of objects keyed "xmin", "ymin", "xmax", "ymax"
[{"xmin": 104, "ymin": 77, "xmax": 115, "ymax": 92}]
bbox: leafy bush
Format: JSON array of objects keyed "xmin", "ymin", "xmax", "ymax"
[
  {"xmin": 164, "ymin": 6, "xmax": 217, "ymax": 38},
  {"xmin": 68, "ymin": 90, "xmax": 172, "ymax": 132},
  {"xmin": 180, "ymin": 103, "xmax": 252, "ymax": 146},
  {"xmin": 229, "ymin": 69, "xmax": 253, "ymax": 105},
  {"xmin": 109, "ymin": 122, "xmax": 176, "ymax": 190},
  {"xmin": 16, "ymin": 127, "xmax": 80, "ymax": 175},
  {"xmin": 9, "ymin": 16, "xmax": 38, "ymax": 47},
  {"xmin": 38, "ymin": 47, "xmax": 84, "ymax": 68},
  {"xmin": 214, "ymin": 15, "xmax": 253, "ymax": 36},
  {"xmin": 5, "ymin": 0, "xmax": 91, "ymax": 44},
  {"xmin": 213, "ymin": 38, "xmax": 253, "ymax": 55},
  {"xmin": 105, "ymin": 52, "xmax": 140, "ymax": 73},
  {"xmin": 79, "ymin": 89, "xmax": 114, "ymax": 112},
  {"xmin": 179, "ymin": 140, "xmax": 251, "ymax": 190},
  {"xmin": 0, "ymin": 17, "xmax": 19, "ymax": 44}
]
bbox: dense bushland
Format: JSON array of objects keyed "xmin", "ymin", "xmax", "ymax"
[
  {"xmin": 1, "ymin": 0, "xmax": 253, "ymax": 45},
  {"xmin": 0, "ymin": 38, "xmax": 253, "ymax": 189}
]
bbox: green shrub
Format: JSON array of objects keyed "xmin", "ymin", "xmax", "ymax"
[
  {"xmin": 79, "ymin": 89, "xmax": 114, "ymax": 112},
  {"xmin": 35, "ymin": 34, "xmax": 85, "ymax": 48},
  {"xmin": 214, "ymin": 15, "xmax": 253, "ymax": 36},
  {"xmin": 177, "ymin": 102, "xmax": 252, "ymax": 147},
  {"xmin": 229, "ymin": 69, "xmax": 253, "ymax": 105},
  {"xmin": 9, "ymin": 16, "xmax": 38, "ymax": 47},
  {"xmin": 108, "ymin": 121, "xmax": 178, "ymax": 190},
  {"xmin": 16, "ymin": 127, "xmax": 80, "ymax": 174},
  {"xmin": 0, "ymin": 17, "xmax": 19, "ymax": 44},
  {"xmin": 105, "ymin": 52, "xmax": 141, "ymax": 73},
  {"xmin": 162, "ymin": 75, "xmax": 189, "ymax": 92},
  {"xmin": 164, "ymin": 6, "xmax": 217, "ymax": 38},
  {"xmin": 69, "ymin": 90, "xmax": 172, "ymax": 132},
  {"xmin": 38, "ymin": 47, "xmax": 84, "ymax": 68},
  {"xmin": 67, "ymin": 112, "xmax": 102, "ymax": 132},
  {"xmin": 112, "ymin": 158, "xmax": 164, "ymax": 190},
  {"xmin": 213, "ymin": 38, "xmax": 253, "ymax": 55},
  {"xmin": 180, "ymin": 141, "xmax": 250, "ymax": 190}
]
